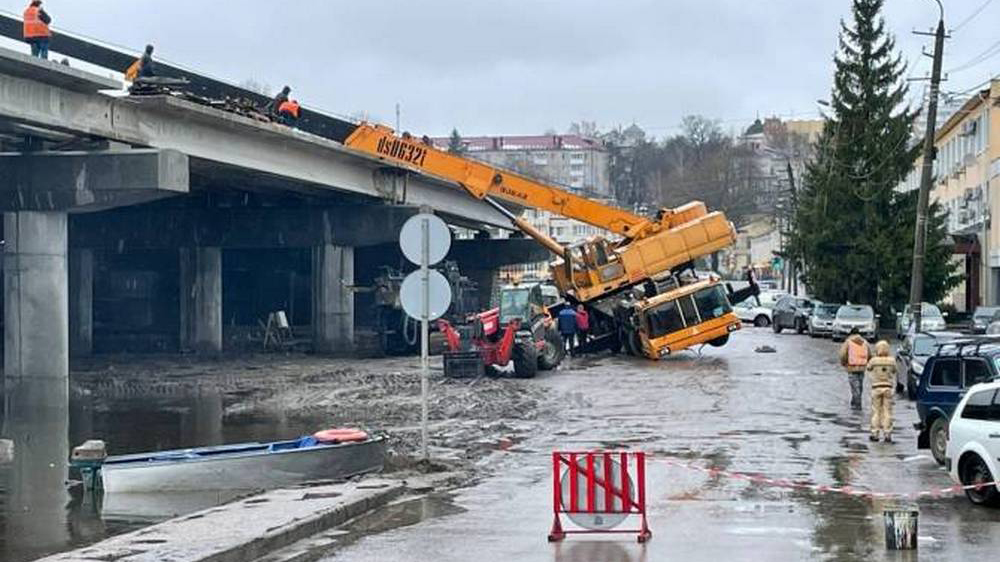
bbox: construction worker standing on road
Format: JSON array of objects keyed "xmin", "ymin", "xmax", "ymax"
[
  {"xmin": 278, "ymin": 99, "xmax": 301, "ymax": 127},
  {"xmin": 575, "ymin": 305, "xmax": 590, "ymax": 348},
  {"xmin": 838, "ymin": 328, "xmax": 872, "ymax": 410},
  {"xmin": 866, "ymin": 340, "xmax": 897, "ymax": 442},
  {"xmin": 23, "ymin": 1, "xmax": 52, "ymax": 60},
  {"xmin": 557, "ymin": 307, "xmax": 578, "ymax": 353}
]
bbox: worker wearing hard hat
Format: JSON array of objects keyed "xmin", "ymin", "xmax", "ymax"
[{"xmin": 23, "ymin": 0, "xmax": 52, "ymax": 60}]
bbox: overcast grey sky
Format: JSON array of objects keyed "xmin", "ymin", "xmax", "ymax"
[{"xmin": 1, "ymin": 0, "xmax": 997, "ymax": 138}]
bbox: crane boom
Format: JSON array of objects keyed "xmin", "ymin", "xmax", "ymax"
[{"xmin": 344, "ymin": 123, "xmax": 653, "ymax": 239}]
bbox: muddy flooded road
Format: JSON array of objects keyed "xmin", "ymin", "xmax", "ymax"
[{"xmin": 319, "ymin": 329, "xmax": 1000, "ymax": 562}]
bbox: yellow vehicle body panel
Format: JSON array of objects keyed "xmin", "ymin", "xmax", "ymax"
[{"xmin": 641, "ymin": 313, "xmax": 741, "ymax": 359}]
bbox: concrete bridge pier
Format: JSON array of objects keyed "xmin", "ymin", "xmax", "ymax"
[
  {"xmin": 4, "ymin": 211, "xmax": 69, "ymax": 379},
  {"xmin": 312, "ymin": 244, "xmax": 354, "ymax": 354},
  {"xmin": 69, "ymin": 248, "xmax": 94, "ymax": 357},
  {"xmin": 180, "ymin": 247, "xmax": 223, "ymax": 354}
]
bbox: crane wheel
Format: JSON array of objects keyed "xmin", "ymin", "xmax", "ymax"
[
  {"xmin": 709, "ymin": 334, "xmax": 729, "ymax": 347},
  {"xmin": 512, "ymin": 340, "xmax": 539, "ymax": 378}
]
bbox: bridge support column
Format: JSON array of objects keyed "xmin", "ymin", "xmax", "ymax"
[
  {"xmin": 4, "ymin": 211, "xmax": 69, "ymax": 380},
  {"xmin": 69, "ymin": 248, "xmax": 94, "ymax": 357},
  {"xmin": 312, "ymin": 244, "xmax": 354, "ymax": 354},
  {"xmin": 179, "ymin": 247, "xmax": 223, "ymax": 353}
]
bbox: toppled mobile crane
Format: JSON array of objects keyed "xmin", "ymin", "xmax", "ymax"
[{"xmin": 344, "ymin": 125, "xmax": 758, "ymax": 359}]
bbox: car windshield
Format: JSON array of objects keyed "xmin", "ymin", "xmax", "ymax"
[
  {"xmin": 499, "ymin": 289, "xmax": 530, "ymax": 322},
  {"xmin": 836, "ymin": 306, "xmax": 872, "ymax": 320},
  {"xmin": 974, "ymin": 307, "xmax": 1000, "ymax": 319},
  {"xmin": 921, "ymin": 304, "xmax": 943, "ymax": 319},
  {"xmin": 912, "ymin": 335, "xmax": 951, "ymax": 356},
  {"xmin": 815, "ymin": 304, "xmax": 840, "ymax": 318}
]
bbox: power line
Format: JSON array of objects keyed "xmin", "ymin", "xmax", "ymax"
[
  {"xmin": 947, "ymin": 38, "xmax": 1000, "ymax": 73},
  {"xmin": 952, "ymin": 0, "xmax": 996, "ymax": 32}
]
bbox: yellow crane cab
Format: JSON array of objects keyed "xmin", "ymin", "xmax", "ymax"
[{"xmin": 623, "ymin": 277, "xmax": 742, "ymax": 359}]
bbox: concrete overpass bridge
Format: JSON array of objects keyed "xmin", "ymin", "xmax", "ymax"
[{"xmin": 0, "ymin": 42, "xmax": 545, "ymax": 385}]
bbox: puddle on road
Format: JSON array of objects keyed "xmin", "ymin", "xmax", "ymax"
[{"xmin": 321, "ymin": 494, "xmax": 465, "ymax": 558}]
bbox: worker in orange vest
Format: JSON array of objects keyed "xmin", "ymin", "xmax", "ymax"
[
  {"xmin": 278, "ymin": 99, "xmax": 301, "ymax": 127},
  {"xmin": 23, "ymin": 0, "xmax": 52, "ymax": 60}
]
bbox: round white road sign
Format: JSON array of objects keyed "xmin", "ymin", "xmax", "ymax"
[
  {"xmin": 400, "ymin": 213, "xmax": 451, "ymax": 266},
  {"xmin": 400, "ymin": 269, "xmax": 453, "ymax": 321},
  {"xmin": 559, "ymin": 455, "xmax": 635, "ymax": 531}
]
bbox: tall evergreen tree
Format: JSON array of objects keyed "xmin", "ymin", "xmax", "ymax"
[
  {"xmin": 787, "ymin": 0, "xmax": 960, "ymax": 314},
  {"xmin": 447, "ymin": 128, "xmax": 465, "ymax": 154}
]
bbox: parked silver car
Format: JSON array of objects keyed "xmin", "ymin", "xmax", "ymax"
[
  {"xmin": 971, "ymin": 306, "xmax": 1000, "ymax": 334},
  {"xmin": 807, "ymin": 303, "xmax": 841, "ymax": 338},
  {"xmin": 896, "ymin": 303, "xmax": 947, "ymax": 338},
  {"xmin": 831, "ymin": 304, "xmax": 877, "ymax": 342}
]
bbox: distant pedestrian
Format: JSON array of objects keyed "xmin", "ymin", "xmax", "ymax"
[
  {"xmin": 278, "ymin": 99, "xmax": 301, "ymax": 127},
  {"xmin": 575, "ymin": 305, "xmax": 590, "ymax": 348},
  {"xmin": 866, "ymin": 340, "xmax": 897, "ymax": 442},
  {"xmin": 557, "ymin": 306, "xmax": 578, "ymax": 353},
  {"xmin": 22, "ymin": 1, "xmax": 52, "ymax": 60},
  {"xmin": 266, "ymin": 85, "xmax": 291, "ymax": 117},
  {"xmin": 838, "ymin": 328, "xmax": 872, "ymax": 410}
]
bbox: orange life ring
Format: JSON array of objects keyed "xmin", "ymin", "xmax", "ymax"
[{"xmin": 313, "ymin": 428, "xmax": 369, "ymax": 443}]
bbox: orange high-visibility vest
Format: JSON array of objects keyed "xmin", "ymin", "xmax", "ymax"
[
  {"xmin": 278, "ymin": 100, "xmax": 300, "ymax": 118},
  {"xmin": 847, "ymin": 339, "xmax": 869, "ymax": 368},
  {"xmin": 125, "ymin": 58, "xmax": 141, "ymax": 82},
  {"xmin": 23, "ymin": 5, "xmax": 50, "ymax": 39}
]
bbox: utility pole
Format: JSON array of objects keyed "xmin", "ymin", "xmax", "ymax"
[
  {"xmin": 908, "ymin": 10, "xmax": 945, "ymax": 334},
  {"xmin": 395, "ymin": 103, "xmax": 401, "ymax": 132}
]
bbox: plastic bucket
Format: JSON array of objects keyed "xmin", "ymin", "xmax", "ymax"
[{"xmin": 883, "ymin": 506, "xmax": 918, "ymax": 550}]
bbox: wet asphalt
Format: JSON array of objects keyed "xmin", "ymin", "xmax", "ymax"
[{"xmin": 322, "ymin": 327, "xmax": 1000, "ymax": 562}]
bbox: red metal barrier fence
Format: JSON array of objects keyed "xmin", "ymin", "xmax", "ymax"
[{"xmin": 548, "ymin": 451, "xmax": 651, "ymax": 543}]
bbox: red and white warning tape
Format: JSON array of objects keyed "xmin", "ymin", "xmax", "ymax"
[{"xmin": 653, "ymin": 457, "xmax": 1000, "ymax": 501}]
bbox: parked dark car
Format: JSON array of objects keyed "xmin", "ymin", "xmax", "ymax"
[
  {"xmin": 971, "ymin": 306, "xmax": 1000, "ymax": 334},
  {"xmin": 916, "ymin": 338, "xmax": 1000, "ymax": 465},
  {"xmin": 771, "ymin": 296, "xmax": 815, "ymax": 334},
  {"xmin": 896, "ymin": 331, "xmax": 963, "ymax": 400}
]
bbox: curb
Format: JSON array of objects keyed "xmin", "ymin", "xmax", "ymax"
[{"xmin": 40, "ymin": 479, "xmax": 405, "ymax": 562}]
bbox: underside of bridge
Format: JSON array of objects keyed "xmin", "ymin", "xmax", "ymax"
[{"xmin": 0, "ymin": 46, "xmax": 548, "ymax": 384}]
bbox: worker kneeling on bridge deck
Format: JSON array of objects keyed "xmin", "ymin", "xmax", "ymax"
[
  {"xmin": 278, "ymin": 99, "xmax": 301, "ymax": 127},
  {"xmin": 866, "ymin": 340, "xmax": 896, "ymax": 443},
  {"xmin": 266, "ymin": 85, "xmax": 292, "ymax": 118},
  {"xmin": 23, "ymin": 0, "xmax": 52, "ymax": 60}
]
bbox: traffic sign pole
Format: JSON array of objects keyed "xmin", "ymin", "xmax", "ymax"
[{"xmin": 420, "ymin": 215, "xmax": 430, "ymax": 461}]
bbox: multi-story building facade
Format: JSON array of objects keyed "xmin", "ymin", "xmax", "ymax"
[
  {"xmin": 900, "ymin": 80, "xmax": 1000, "ymax": 311},
  {"xmin": 434, "ymin": 134, "xmax": 612, "ymax": 198}
]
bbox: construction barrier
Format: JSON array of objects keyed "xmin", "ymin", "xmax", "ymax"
[{"xmin": 548, "ymin": 451, "xmax": 651, "ymax": 543}]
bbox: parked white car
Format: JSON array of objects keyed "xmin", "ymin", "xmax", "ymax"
[
  {"xmin": 733, "ymin": 290, "xmax": 787, "ymax": 327},
  {"xmin": 896, "ymin": 303, "xmax": 947, "ymax": 338},
  {"xmin": 946, "ymin": 380, "xmax": 1000, "ymax": 507}
]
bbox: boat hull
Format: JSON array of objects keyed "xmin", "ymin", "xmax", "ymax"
[{"xmin": 101, "ymin": 437, "xmax": 385, "ymax": 493}]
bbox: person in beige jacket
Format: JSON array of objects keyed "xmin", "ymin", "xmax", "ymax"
[
  {"xmin": 866, "ymin": 340, "xmax": 897, "ymax": 442},
  {"xmin": 838, "ymin": 328, "xmax": 873, "ymax": 410}
]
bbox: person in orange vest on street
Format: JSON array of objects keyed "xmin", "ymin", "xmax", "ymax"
[
  {"xmin": 278, "ymin": 99, "xmax": 301, "ymax": 127},
  {"xmin": 838, "ymin": 328, "xmax": 873, "ymax": 411},
  {"xmin": 23, "ymin": 0, "xmax": 52, "ymax": 60}
]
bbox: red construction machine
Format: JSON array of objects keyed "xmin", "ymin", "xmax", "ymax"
[{"xmin": 437, "ymin": 282, "xmax": 565, "ymax": 378}]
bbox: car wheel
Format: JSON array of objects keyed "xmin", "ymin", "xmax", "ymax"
[
  {"xmin": 962, "ymin": 454, "xmax": 1000, "ymax": 507},
  {"xmin": 772, "ymin": 319, "xmax": 783, "ymax": 334},
  {"xmin": 930, "ymin": 417, "xmax": 949, "ymax": 466},
  {"xmin": 754, "ymin": 315, "xmax": 770, "ymax": 328}
]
